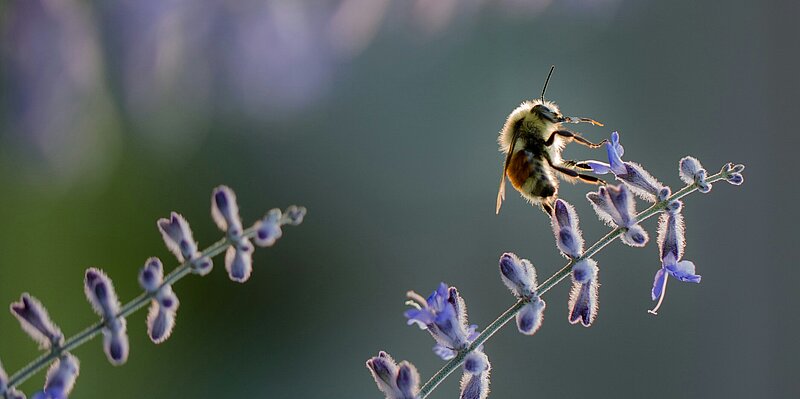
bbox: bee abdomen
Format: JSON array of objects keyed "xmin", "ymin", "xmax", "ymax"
[
  {"xmin": 508, "ymin": 151, "xmax": 557, "ymax": 200},
  {"xmin": 532, "ymin": 179, "xmax": 556, "ymax": 198}
]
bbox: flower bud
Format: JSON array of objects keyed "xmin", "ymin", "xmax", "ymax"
[
  {"xmin": 283, "ymin": 205, "xmax": 307, "ymax": 226},
  {"xmin": 621, "ymin": 224, "xmax": 649, "ymax": 247},
  {"xmin": 157, "ymin": 212, "xmax": 198, "ymax": 262},
  {"xmin": 516, "ymin": 297, "xmax": 545, "ymax": 335},
  {"xmin": 84, "ymin": 269, "xmax": 129, "ymax": 365},
  {"xmin": 211, "ymin": 185, "xmax": 243, "ymax": 238},
  {"xmin": 726, "ymin": 173, "xmax": 743, "ymax": 185},
  {"xmin": 568, "ymin": 259, "xmax": 599, "ymax": 327},
  {"xmin": 679, "ymin": 156, "xmax": 704, "ymax": 185},
  {"xmin": 366, "ymin": 352, "xmax": 420, "ymax": 399},
  {"xmin": 139, "ymin": 257, "xmax": 164, "ymax": 293},
  {"xmin": 253, "ymin": 209, "xmax": 283, "ymax": 247},
  {"xmin": 459, "ymin": 353, "xmax": 490, "ymax": 399},
  {"xmin": 225, "ymin": 238, "xmax": 254, "ymax": 283},
  {"xmin": 550, "ymin": 199, "xmax": 584, "ymax": 258},
  {"xmin": 103, "ymin": 318, "xmax": 129, "ymax": 365},
  {"xmin": 42, "ymin": 354, "xmax": 79, "ymax": 398},
  {"xmin": 395, "ymin": 361, "xmax": 420, "ymax": 399},
  {"xmin": 1, "ymin": 358, "xmax": 25, "ymax": 399},
  {"xmin": 10, "ymin": 293, "xmax": 63, "ymax": 349},
  {"xmin": 498, "ymin": 253, "xmax": 537, "ymax": 298}
]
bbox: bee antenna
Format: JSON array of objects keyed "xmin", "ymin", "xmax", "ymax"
[{"xmin": 540, "ymin": 65, "xmax": 555, "ymax": 102}]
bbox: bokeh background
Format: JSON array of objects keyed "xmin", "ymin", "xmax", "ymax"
[{"xmin": 0, "ymin": 0, "xmax": 797, "ymax": 398}]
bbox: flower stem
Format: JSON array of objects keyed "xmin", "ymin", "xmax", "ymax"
[
  {"xmin": 5, "ymin": 226, "xmax": 260, "ymax": 391},
  {"xmin": 417, "ymin": 171, "xmax": 730, "ymax": 398}
]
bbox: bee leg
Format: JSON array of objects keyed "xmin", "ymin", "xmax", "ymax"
[
  {"xmin": 563, "ymin": 160, "xmax": 592, "ymax": 170},
  {"xmin": 541, "ymin": 200, "xmax": 554, "ymax": 216},
  {"xmin": 545, "ymin": 130, "xmax": 607, "ymax": 148},
  {"xmin": 576, "ymin": 174, "xmax": 606, "ymax": 185},
  {"xmin": 547, "ymin": 158, "xmax": 607, "ymax": 186}
]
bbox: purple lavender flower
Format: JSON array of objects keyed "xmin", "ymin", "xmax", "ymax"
[
  {"xmin": 460, "ymin": 351, "xmax": 491, "ymax": 399},
  {"xmin": 211, "ymin": 185, "xmax": 244, "ymax": 238},
  {"xmin": 550, "ymin": 199, "xmax": 584, "ymax": 258},
  {"xmin": 366, "ymin": 351, "xmax": 420, "ymax": 399},
  {"xmin": 2, "ymin": 0, "xmax": 116, "ymax": 183},
  {"xmin": 283, "ymin": 205, "xmax": 307, "ymax": 226},
  {"xmin": 722, "ymin": 163, "xmax": 745, "ymax": 186},
  {"xmin": 498, "ymin": 253, "xmax": 538, "ymax": 298},
  {"xmin": 84, "ymin": 269, "xmax": 129, "ymax": 365},
  {"xmin": 146, "ymin": 285, "xmax": 179, "ymax": 344},
  {"xmin": 568, "ymin": 259, "xmax": 599, "ymax": 327},
  {"xmin": 32, "ymin": 353, "xmax": 79, "ymax": 399},
  {"xmin": 586, "ymin": 185, "xmax": 649, "ymax": 247},
  {"xmin": 253, "ymin": 209, "xmax": 283, "ymax": 247},
  {"xmin": 224, "ymin": 239, "xmax": 255, "ymax": 283},
  {"xmin": 584, "ymin": 132, "xmax": 665, "ymax": 200},
  {"xmin": 139, "ymin": 257, "xmax": 164, "ymax": 293},
  {"xmin": 10, "ymin": 293, "xmax": 64, "ymax": 349},
  {"xmin": 157, "ymin": 212, "xmax": 198, "ymax": 261},
  {"xmin": 679, "ymin": 156, "xmax": 712, "ymax": 193},
  {"xmin": 405, "ymin": 283, "xmax": 478, "ymax": 360},
  {"xmin": 1, "ymin": 359, "xmax": 26, "ymax": 399},
  {"xmin": 211, "ymin": 186, "xmax": 256, "ymax": 282},
  {"xmin": 649, "ymin": 207, "xmax": 701, "ymax": 315},
  {"xmin": 157, "ymin": 212, "xmax": 212, "ymax": 275},
  {"xmin": 139, "ymin": 258, "xmax": 180, "ymax": 343},
  {"xmin": 516, "ymin": 297, "xmax": 545, "ymax": 336}
]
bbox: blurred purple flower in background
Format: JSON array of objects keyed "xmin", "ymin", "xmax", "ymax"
[
  {"xmin": 94, "ymin": 0, "xmax": 216, "ymax": 150},
  {"xmin": 1, "ymin": 0, "xmax": 119, "ymax": 183},
  {"xmin": 0, "ymin": 0, "xmax": 623, "ymax": 185}
]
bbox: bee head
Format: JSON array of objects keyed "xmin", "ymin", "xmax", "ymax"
[{"xmin": 530, "ymin": 100, "xmax": 563, "ymax": 124}]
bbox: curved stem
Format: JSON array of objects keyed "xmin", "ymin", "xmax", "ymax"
[
  {"xmin": 5, "ymin": 226, "xmax": 261, "ymax": 391},
  {"xmin": 418, "ymin": 171, "xmax": 729, "ymax": 398}
]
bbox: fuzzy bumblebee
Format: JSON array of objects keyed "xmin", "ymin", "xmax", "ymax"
[{"xmin": 495, "ymin": 66, "xmax": 606, "ymax": 215}]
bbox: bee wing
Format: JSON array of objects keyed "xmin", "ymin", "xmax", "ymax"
[{"xmin": 496, "ymin": 130, "xmax": 520, "ymax": 214}]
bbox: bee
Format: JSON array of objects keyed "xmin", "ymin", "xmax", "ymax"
[{"xmin": 495, "ymin": 66, "xmax": 607, "ymax": 215}]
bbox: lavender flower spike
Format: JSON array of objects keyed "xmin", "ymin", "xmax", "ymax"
[
  {"xmin": 10, "ymin": 293, "xmax": 64, "ymax": 349},
  {"xmin": 550, "ymin": 199, "xmax": 584, "ymax": 258},
  {"xmin": 84, "ymin": 268, "xmax": 129, "ymax": 365},
  {"xmin": 405, "ymin": 283, "xmax": 478, "ymax": 360},
  {"xmin": 366, "ymin": 352, "xmax": 420, "ymax": 399},
  {"xmin": 568, "ymin": 259, "xmax": 600, "ymax": 327},
  {"xmin": 584, "ymin": 132, "xmax": 665, "ymax": 200},
  {"xmin": 587, "ymin": 184, "xmax": 649, "ymax": 247},
  {"xmin": 1, "ymin": 359, "xmax": 26, "ymax": 399},
  {"xmin": 31, "ymin": 354, "xmax": 79, "ymax": 399},
  {"xmin": 157, "ymin": 212, "xmax": 212, "ymax": 275},
  {"xmin": 460, "ymin": 351, "xmax": 491, "ymax": 399},
  {"xmin": 649, "ymin": 206, "xmax": 701, "ymax": 315}
]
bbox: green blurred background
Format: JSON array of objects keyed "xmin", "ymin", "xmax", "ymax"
[{"xmin": 0, "ymin": 0, "xmax": 796, "ymax": 398}]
